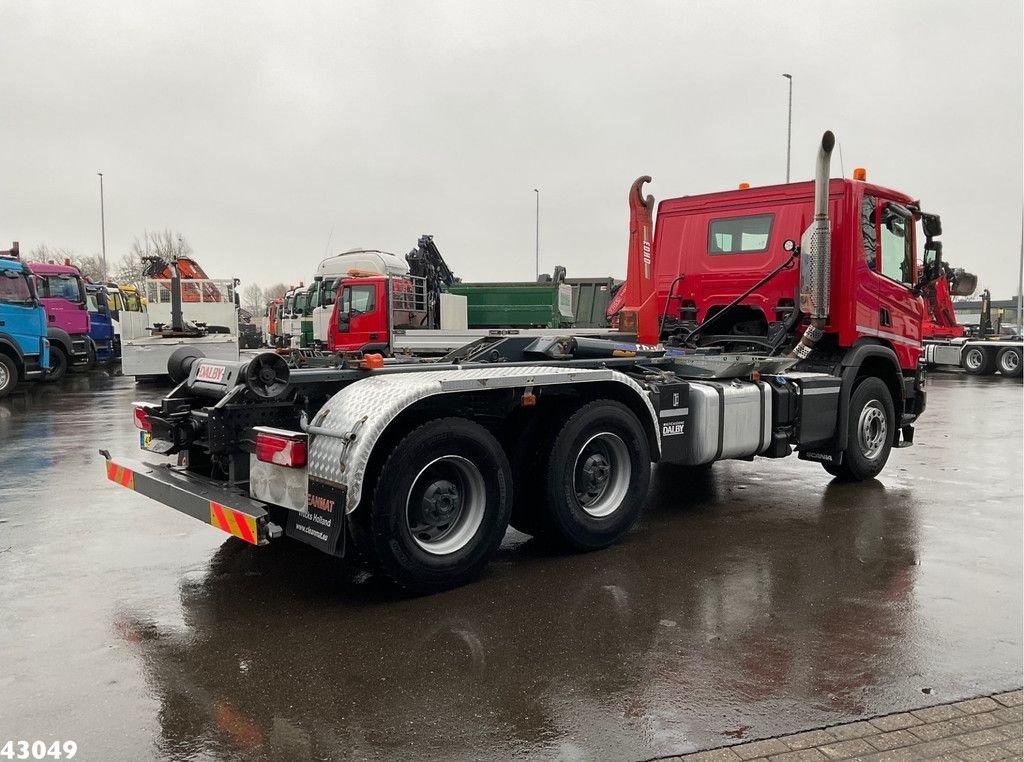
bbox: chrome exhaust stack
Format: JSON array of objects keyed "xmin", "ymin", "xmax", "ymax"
[{"xmin": 790, "ymin": 130, "xmax": 835, "ymax": 360}]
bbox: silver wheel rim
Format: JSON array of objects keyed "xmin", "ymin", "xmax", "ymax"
[
  {"xmin": 405, "ymin": 455, "xmax": 486, "ymax": 555},
  {"xmin": 1000, "ymin": 350, "xmax": 1019, "ymax": 372},
  {"xmin": 0, "ymin": 362, "xmax": 9, "ymax": 391},
  {"xmin": 857, "ymin": 401, "xmax": 887, "ymax": 461},
  {"xmin": 965, "ymin": 348, "xmax": 984, "ymax": 369},
  {"xmin": 573, "ymin": 432, "xmax": 631, "ymax": 518}
]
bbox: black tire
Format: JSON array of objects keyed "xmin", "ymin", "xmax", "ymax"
[
  {"xmin": 44, "ymin": 344, "xmax": 68, "ymax": 382},
  {"xmin": 0, "ymin": 354, "xmax": 18, "ymax": 399},
  {"xmin": 996, "ymin": 347, "xmax": 1022, "ymax": 378},
  {"xmin": 823, "ymin": 377, "xmax": 895, "ymax": 482},
  {"xmin": 352, "ymin": 417, "xmax": 512, "ymax": 593},
  {"xmin": 962, "ymin": 346, "xmax": 995, "ymax": 375},
  {"xmin": 539, "ymin": 400, "xmax": 651, "ymax": 550}
]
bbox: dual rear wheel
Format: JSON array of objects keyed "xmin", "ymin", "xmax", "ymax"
[{"xmin": 353, "ymin": 401, "xmax": 651, "ymax": 593}]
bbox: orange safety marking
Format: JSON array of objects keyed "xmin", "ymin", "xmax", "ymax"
[
  {"xmin": 209, "ymin": 502, "xmax": 258, "ymax": 545},
  {"xmin": 105, "ymin": 462, "xmax": 135, "ymax": 490}
]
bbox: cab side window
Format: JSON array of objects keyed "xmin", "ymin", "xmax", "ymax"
[
  {"xmin": 878, "ymin": 205, "xmax": 914, "ymax": 285},
  {"xmin": 863, "ymin": 196, "xmax": 914, "ymax": 285}
]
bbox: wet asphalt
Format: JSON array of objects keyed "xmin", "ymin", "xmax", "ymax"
[{"xmin": 0, "ymin": 370, "xmax": 1021, "ymax": 761}]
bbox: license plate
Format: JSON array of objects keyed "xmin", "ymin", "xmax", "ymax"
[
  {"xmin": 139, "ymin": 431, "xmax": 152, "ymax": 450},
  {"xmin": 195, "ymin": 363, "xmax": 225, "ymax": 383}
]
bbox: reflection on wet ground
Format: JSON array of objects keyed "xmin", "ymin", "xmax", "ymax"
[{"xmin": 0, "ymin": 371, "xmax": 1020, "ymax": 761}]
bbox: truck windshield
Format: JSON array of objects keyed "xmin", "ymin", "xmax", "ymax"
[
  {"xmin": 0, "ymin": 271, "xmax": 34, "ymax": 305},
  {"xmin": 41, "ymin": 274, "xmax": 85, "ymax": 303},
  {"xmin": 123, "ymin": 292, "xmax": 142, "ymax": 311}
]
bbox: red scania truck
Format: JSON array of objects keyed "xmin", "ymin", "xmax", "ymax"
[{"xmin": 103, "ymin": 132, "xmax": 938, "ymax": 592}]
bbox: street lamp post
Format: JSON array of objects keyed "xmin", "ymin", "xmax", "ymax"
[
  {"xmin": 782, "ymin": 74, "xmax": 793, "ymax": 183},
  {"xmin": 98, "ymin": 172, "xmax": 107, "ymax": 281},
  {"xmin": 534, "ymin": 188, "xmax": 540, "ymax": 280}
]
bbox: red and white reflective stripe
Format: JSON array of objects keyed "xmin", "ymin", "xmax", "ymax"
[{"xmin": 209, "ymin": 502, "xmax": 258, "ymax": 545}]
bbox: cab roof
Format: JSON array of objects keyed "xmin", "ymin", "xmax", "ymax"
[{"xmin": 656, "ymin": 178, "xmax": 917, "ymax": 215}]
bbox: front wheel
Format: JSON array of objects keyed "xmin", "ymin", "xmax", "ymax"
[
  {"xmin": 823, "ymin": 377, "xmax": 895, "ymax": 482},
  {"xmin": 354, "ymin": 417, "xmax": 513, "ymax": 593},
  {"xmin": 0, "ymin": 354, "xmax": 18, "ymax": 399},
  {"xmin": 44, "ymin": 345, "xmax": 68, "ymax": 382},
  {"xmin": 996, "ymin": 347, "xmax": 1022, "ymax": 378},
  {"xmin": 540, "ymin": 400, "xmax": 651, "ymax": 550}
]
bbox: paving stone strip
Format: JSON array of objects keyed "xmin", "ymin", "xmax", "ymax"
[{"xmin": 661, "ymin": 690, "xmax": 1023, "ymax": 762}]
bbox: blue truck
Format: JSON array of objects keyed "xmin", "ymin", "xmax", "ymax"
[
  {"xmin": 86, "ymin": 284, "xmax": 117, "ymax": 364},
  {"xmin": 0, "ymin": 243, "xmax": 50, "ymax": 399}
]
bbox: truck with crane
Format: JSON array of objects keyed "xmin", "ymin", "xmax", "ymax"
[
  {"xmin": 920, "ymin": 269, "xmax": 1022, "ymax": 377},
  {"xmin": 321, "ymin": 236, "xmax": 617, "ymax": 356},
  {"xmin": 103, "ymin": 131, "xmax": 935, "ymax": 593},
  {"xmin": 122, "ymin": 255, "xmax": 240, "ymax": 379},
  {"xmin": 0, "ymin": 242, "xmax": 49, "ymax": 398}
]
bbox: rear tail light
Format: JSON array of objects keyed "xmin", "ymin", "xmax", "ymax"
[
  {"xmin": 133, "ymin": 406, "xmax": 152, "ymax": 432},
  {"xmin": 255, "ymin": 429, "xmax": 307, "ymax": 468}
]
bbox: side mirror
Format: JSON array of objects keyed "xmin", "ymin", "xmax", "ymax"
[
  {"xmin": 915, "ymin": 241, "xmax": 943, "ymax": 291},
  {"xmin": 921, "ymin": 213, "xmax": 942, "ymax": 238}
]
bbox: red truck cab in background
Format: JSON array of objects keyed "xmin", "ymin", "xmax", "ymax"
[{"xmin": 326, "ymin": 275, "xmax": 391, "ymax": 353}]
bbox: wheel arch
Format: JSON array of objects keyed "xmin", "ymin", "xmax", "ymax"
[
  {"xmin": 837, "ymin": 340, "xmax": 904, "ymax": 449},
  {"xmin": 306, "ymin": 368, "xmax": 658, "ymax": 515},
  {"xmin": 0, "ymin": 335, "xmax": 25, "ymax": 369},
  {"xmin": 46, "ymin": 326, "xmax": 73, "ymax": 354}
]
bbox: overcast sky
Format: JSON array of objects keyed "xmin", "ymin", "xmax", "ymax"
[{"xmin": 2, "ymin": 0, "xmax": 1022, "ymax": 294}]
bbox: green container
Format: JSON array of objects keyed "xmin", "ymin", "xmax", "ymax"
[
  {"xmin": 564, "ymin": 277, "xmax": 621, "ymax": 328},
  {"xmin": 448, "ymin": 282, "xmax": 575, "ymax": 329}
]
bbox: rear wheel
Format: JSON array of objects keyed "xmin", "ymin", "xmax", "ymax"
[
  {"xmin": 44, "ymin": 344, "xmax": 68, "ymax": 382},
  {"xmin": 823, "ymin": 377, "xmax": 895, "ymax": 481},
  {"xmin": 0, "ymin": 354, "xmax": 18, "ymax": 399},
  {"xmin": 996, "ymin": 347, "xmax": 1022, "ymax": 378},
  {"xmin": 962, "ymin": 346, "xmax": 995, "ymax": 375},
  {"xmin": 540, "ymin": 400, "xmax": 650, "ymax": 550},
  {"xmin": 353, "ymin": 417, "xmax": 512, "ymax": 593}
]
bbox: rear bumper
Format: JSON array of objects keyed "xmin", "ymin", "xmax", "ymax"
[{"xmin": 101, "ymin": 454, "xmax": 278, "ymax": 545}]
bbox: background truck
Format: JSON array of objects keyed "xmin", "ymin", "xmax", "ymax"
[
  {"xmin": 104, "ymin": 283, "xmax": 149, "ymax": 355},
  {"xmin": 0, "ymin": 242, "xmax": 49, "ymax": 398},
  {"xmin": 29, "ymin": 260, "xmax": 91, "ymax": 380},
  {"xmin": 324, "ymin": 236, "xmax": 620, "ymax": 355},
  {"xmin": 105, "ymin": 131, "xmax": 936, "ymax": 593},
  {"xmin": 86, "ymin": 284, "xmax": 117, "ymax": 364},
  {"xmin": 921, "ymin": 275, "xmax": 1023, "ymax": 377},
  {"xmin": 122, "ymin": 254, "xmax": 240, "ymax": 379}
]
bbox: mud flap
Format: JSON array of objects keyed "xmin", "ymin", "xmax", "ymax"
[{"xmin": 285, "ymin": 477, "xmax": 347, "ymax": 557}]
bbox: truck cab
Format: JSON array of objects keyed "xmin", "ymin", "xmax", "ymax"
[
  {"xmin": 327, "ymin": 275, "xmax": 390, "ymax": 352},
  {"xmin": 310, "ymin": 249, "xmax": 410, "ymax": 349},
  {"xmin": 0, "ymin": 250, "xmax": 49, "ymax": 398},
  {"xmin": 644, "ymin": 177, "xmax": 930, "ymax": 373},
  {"xmin": 29, "ymin": 261, "xmax": 91, "ymax": 379},
  {"xmin": 86, "ymin": 284, "xmax": 116, "ymax": 364},
  {"xmin": 105, "ymin": 283, "xmax": 148, "ymax": 353}
]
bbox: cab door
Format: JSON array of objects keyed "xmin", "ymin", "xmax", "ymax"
[
  {"xmin": 862, "ymin": 195, "xmax": 923, "ymax": 367},
  {"xmin": 335, "ymin": 282, "xmax": 384, "ymax": 351}
]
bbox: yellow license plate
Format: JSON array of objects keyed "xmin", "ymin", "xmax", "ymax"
[{"xmin": 140, "ymin": 431, "xmax": 152, "ymax": 450}]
